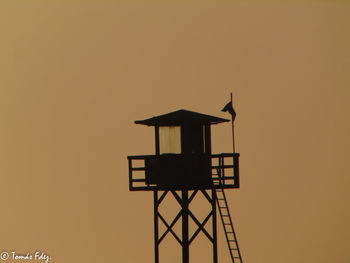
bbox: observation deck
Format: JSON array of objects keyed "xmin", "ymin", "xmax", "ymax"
[{"xmin": 128, "ymin": 153, "xmax": 239, "ymax": 191}]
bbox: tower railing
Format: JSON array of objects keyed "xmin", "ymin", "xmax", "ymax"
[{"xmin": 127, "ymin": 153, "xmax": 240, "ymax": 191}]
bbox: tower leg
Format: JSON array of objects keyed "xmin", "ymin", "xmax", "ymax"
[
  {"xmin": 154, "ymin": 190, "xmax": 159, "ymax": 263},
  {"xmin": 212, "ymin": 189, "xmax": 218, "ymax": 263},
  {"xmin": 182, "ymin": 190, "xmax": 189, "ymax": 263}
]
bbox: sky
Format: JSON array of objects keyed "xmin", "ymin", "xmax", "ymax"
[{"xmin": 0, "ymin": 1, "xmax": 349, "ymax": 263}]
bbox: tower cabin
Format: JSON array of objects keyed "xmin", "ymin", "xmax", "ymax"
[{"xmin": 128, "ymin": 109, "xmax": 240, "ymax": 191}]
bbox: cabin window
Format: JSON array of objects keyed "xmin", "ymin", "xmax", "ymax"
[{"xmin": 159, "ymin": 126, "xmax": 181, "ymax": 154}]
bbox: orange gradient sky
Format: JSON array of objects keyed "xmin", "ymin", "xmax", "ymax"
[{"xmin": 0, "ymin": 1, "xmax": 349, "ymax": 263}]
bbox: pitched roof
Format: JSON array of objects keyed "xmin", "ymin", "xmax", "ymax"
[{"xmin": 135, "ymin": 109, "xmax": 229, "ymax": 126}]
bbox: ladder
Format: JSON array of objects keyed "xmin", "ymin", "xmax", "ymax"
[
  {"xmin": 213, "ymin": 164, "xmax": 243, "ymax": 263},
  {"xmin": 215, "ymin": 188, "xmax": 243, "ymax": 263}
]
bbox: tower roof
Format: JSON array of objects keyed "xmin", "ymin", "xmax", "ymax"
[{"xmin": 135, "ymin": 109, "xmax": 229, "ymax": 126}]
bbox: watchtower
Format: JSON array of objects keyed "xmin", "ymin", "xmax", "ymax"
[{"xmin": 128, "ymin": 109, "xmax": 242, "ymax": 263}]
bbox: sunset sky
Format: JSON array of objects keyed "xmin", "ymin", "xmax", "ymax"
[{"xmin": 0, "ymin": 1, "xmax": 349, "ymax": 263}]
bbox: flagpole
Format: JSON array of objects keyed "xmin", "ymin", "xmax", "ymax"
[{"xmin": 231, "ymin": 92, "xmax": 235, "ymax": 153}]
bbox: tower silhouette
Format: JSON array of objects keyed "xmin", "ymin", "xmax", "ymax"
[{"xmin": 127, "ymin": 109, "xmax": 243, "ymax": 263}]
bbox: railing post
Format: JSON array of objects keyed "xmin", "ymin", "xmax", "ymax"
[
  {"xmin": 218, "ymin": 156, "xmax": 222, "ymax": 186},
  {"xmin": 234, "ymin": 154, "xmax": 240, "ymax": 188},
  {"xmin": 128, "ymin": 157, "xmax": 133, "ymax": 191},
  {"xmin": 222, "ymin": 155, "xmax": 225, "ymax": 186}
]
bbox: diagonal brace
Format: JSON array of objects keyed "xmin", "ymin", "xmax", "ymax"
[
  {"xmin": 189, "ymin": 210, "xmax": 213, "ymax": 244},
  {"xmin": 188, "ymin": 210, "xmax": 214, "ymax": 243},
  {"xmin": 158, "ymin": 210, "xmax": 182, "ymax": 245}
]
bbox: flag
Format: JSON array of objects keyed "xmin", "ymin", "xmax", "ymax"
[{"xmin": 222, "ymin": 101, "xmax": 236, "ymax": 121}]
